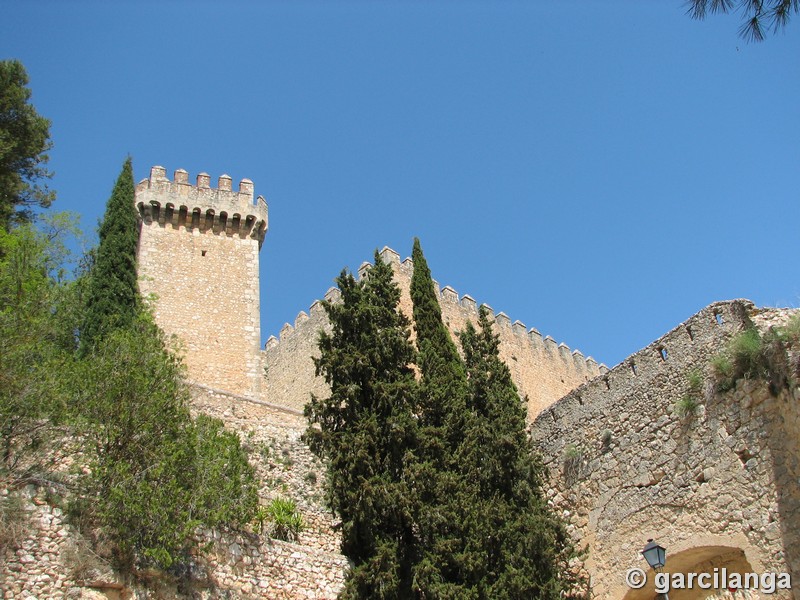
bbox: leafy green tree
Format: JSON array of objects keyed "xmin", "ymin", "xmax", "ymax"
[
  {"xmin": 71, "ymin": 316, "xmax": 257, "ymax": 569},
  {"xmin": 190, "ymin": 413, "xmax": 259, "ymax": 529},
  {"xmin": 687, "ymin": 0, "xmax": 798, "ymax": 41},
  {"xmin": 71, "ymin": 316, "xmax": 196, "ymax": 568},
  {"xmin": 304, "ymin": 252, "xmax": 420, "ymax": 599},
  {"xmin": 457, "ymin": 307, "xmax": 582, "ymax": 598},
  {"xmin": 0, "ymin": 221, "xmax": 73, "ymax": 486},
  {"xmin": 80, "ymin": 158, "xmax": 139, "ymax": 353},
  {"xmin": 67, "ymin": 160, "xmax": 257, "ymax": 569},
  {"xmin": 0, "ymin": 60, "xmax": 54, "ymax": 229}
]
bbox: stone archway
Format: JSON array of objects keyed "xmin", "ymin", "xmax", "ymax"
[{"xmin": 622, "ymin": 546, "xmax": 755, "ymax": 600}]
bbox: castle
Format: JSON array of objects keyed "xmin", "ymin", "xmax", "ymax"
[
  {"xmin": 135, "ymin": 166, "xmax": 608, "ymax": 420},
  {"xmin": 3, "ymin": 167, "xmax": 796, "ymax": 598},
  {"xmin": 134, "ymin": 167, "xmax": 798, "ymax": 599}
]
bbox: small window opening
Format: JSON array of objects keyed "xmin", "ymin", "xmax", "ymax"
[
  {"xmin": 714, "ymin": 312, "xmax": 724, "ymax": 326},
  {"xmin": 659, "ymin": 347, "xmax": 668, "ymax": 361},
  {"xmin": 686, "ymin": 326, "xmax": 694, "ymax": 341},
  {"xmin": 604, "ymin": 377, "xmax": 610, "ymax": 390},
  {"xmin": 201, "ymin": 249, "xmax": 207, "ymax": 257},
  {"xmin": 631, "ymin": 361, "xmax": 637, "ymax": 376}
]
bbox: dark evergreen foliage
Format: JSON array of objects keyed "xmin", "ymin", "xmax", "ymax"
[
  {"xmin": 686, "ymin": 0, "xmax": 798, "ymax": 41},
  {"xmin": 408, "ymin": 238, "xmax": 474, "ymax": 596},
  {"xmin": 307, "ymin": 240, "xmax": 584, "ymax": 598},
  {"xmin": 410, "ymin": 237, "xmax": 468, "ymax": 439},
  {"xmin": 0, "ymin": 60, "xmax": 54, "ymax": 229},
  {"xmin": 304, "ymin": 252, "xmax": 420, "ymax": 598},
  {"xmin": 457, "ymin": 307, "xmax": 580, "ymax": 598},
  {"xmin": 80, "ymin": 158, "xmax": 139, "ymax": 352}
]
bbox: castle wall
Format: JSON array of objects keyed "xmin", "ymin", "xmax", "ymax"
[
  {"xmin": 530, "ymin": 300, "xmax": 799, "ymax": 599},
  {"xmin": 135, "ymin": 167, "xmax": 268, "ymax": 397},
  {"xmin": 262, "ymin": 247, "xmax": 605, "ymax": 419},
  {"xmin": 187, "ymin": 385, "xmax": 348, "ymax": 597},
  {"xmin": 0, "ymin": 383, "xmax": 348, "ymax": 600}
]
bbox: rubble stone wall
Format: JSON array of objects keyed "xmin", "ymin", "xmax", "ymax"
[{"xmin": 530, "ymin": 300, "xmax": 799, "ymax": 599}]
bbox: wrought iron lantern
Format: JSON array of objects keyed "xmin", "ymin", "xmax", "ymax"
[{"xmin": 642, "ymin": 538, "xmax": 667, "ymax": 571}]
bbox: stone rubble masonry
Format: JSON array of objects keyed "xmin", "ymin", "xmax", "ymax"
[
  {"xmin": 530, "ymin": 300, "xmax": 800, "ymax": 599},
  {"xmin": 0, "ymin": 488, "xmax": 104, "ymax": 600},
  {"xmin": 135, "ymin": 166, "xmax": 268, "ymax": 398},
  {"xmin": 0, "ymin": 487, "xmax": 347, "ymax": 600},
  {"xmin": 0, "ymin": 383, "xmax": 347, "ymax": 600},
  {"xmin": 263, "ymin": 246, "xmax": 607, "ymax": 419}
]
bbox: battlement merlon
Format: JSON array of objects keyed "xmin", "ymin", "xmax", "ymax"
[{"xmin": 135, "ymin": 166, "xmax": 269, "ymax": 247}]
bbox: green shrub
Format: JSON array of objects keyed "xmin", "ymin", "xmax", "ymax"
[
  {"xmin": 686, "ymin": 369, "xmax": 704, "ymax": 393},
  {"xmin": 710, "ymin": 322, "xmax": 799, "ymax": 395},
  {"xmin": 674, "ymin": 395, "xmax": 699, "ymax": 418},
  {"xmin": 562, "ymin": 444, "xmax": 586, "ymax": 485},
  {"xmin": 711, "ymin": 328, "xmax": 763, "ymax": 392},
  {"xmin": 729, "ymin": 328, "xmax": 764, "ymax": 379},
  {"xmin": 70, "ymin": 318, "xmax": 257, "ymax": 570},
  {"xmin": 675, "ymin": 369, "xmax": 705, "ymax": 419},
  {"xmin": 711, "ymin": 353, "xmax": 735, "ymax": 391},
  {"xmin": 775, "ymin": 313, "xmax": 800, "ymax": 345},
  {"xmin": 265, "ymin": 497, "xmax": 304, "ymax": 542}
]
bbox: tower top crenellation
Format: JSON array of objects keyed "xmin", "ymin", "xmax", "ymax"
[{"xmin": 135, "ymin": 166, "xmax": 268, "ymax": 246}]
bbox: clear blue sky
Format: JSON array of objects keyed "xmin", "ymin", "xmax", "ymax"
[{"xmin": 4, "ymin": 1, "xmax": 798, "ymax": 368}]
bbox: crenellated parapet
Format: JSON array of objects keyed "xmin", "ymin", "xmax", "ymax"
[
  {"xmin": 383, "ymin": 246, "xmax": 606, "ymax": 378},
  {"xmin": 262, "ymin": 245, "xmax": 606, "ymax": 416},
  {"xmin": 135, "ymin": 166, "xmax": 268, "ymax": 247}
]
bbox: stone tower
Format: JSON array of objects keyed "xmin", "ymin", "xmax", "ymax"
[{"xmin": 134, "ymin": 166, "xmax": 268, "ymax": 397}]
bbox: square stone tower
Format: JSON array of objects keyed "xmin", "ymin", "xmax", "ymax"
[{"xmin": 134, "ymin": 166, "xmax": 268, "ymax": 397}]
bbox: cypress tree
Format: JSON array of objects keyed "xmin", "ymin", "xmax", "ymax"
[
  {"xmin": 80, "ymin": 157, "xmax": 139, "ymax": 352},
  {"xmin": 410, "ymin": 237, "xmax": 468, "ymax": 438},
  {"xmin": 457, "ymin": 306, "xmax": 583, "ymax": 598},
  {"xmin": 304, "ymin": 252, "xmax": 420, "ymax": 599},
  {"xmin": 410, "ymin": 241, "xmax": 582, "ymax": 598},
  {"xmin": 409, "ymin": 238, "xmax": 474, "ymax": 597}
]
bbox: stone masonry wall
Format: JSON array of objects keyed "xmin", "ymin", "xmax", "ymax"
[
  {"xmin": 0, "ymin": 487, "xmax": 348, "ymax": 600},
  {"xmin": 188, "ymin": 385, "xmax": 348, "ymax": 597},
  {"xmin": 530, "ymin": 300, "xmax": 799, "ymax": 599},
  {"xmin": 263, "ymin": 247, "xmax": 606, "ymax": 419},
  {"xmin": 136, "ymin": 167, "xmax": 268, "ymax": 398},
  {"xmin": 0, "ymin": 384, "xmax": 348, "ymax": 600}
]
